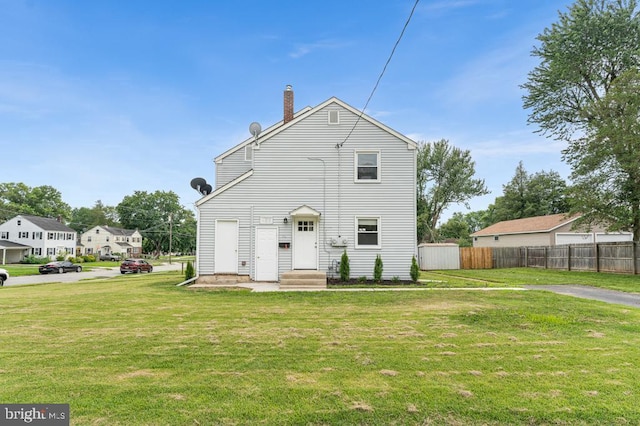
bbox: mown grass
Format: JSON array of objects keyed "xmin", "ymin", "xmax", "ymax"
[{"xmin": 1, "ymin": 272, "xmax": 639, "ymax": 424}]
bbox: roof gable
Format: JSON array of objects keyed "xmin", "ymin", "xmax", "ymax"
[
  {"xmin": 471, "ymin": 214, "xmax": 580, "ymax": 237},
  {"xmin": 195, "ymin": 169, "xmax": 254, "ymax": 206},
  {"xmin": 214, "ymin": 96, "xmax": 416, "ymax": 164},
  {"xmin": 290, "ymin": 205, "xmax": 321, "ymax": 216}
]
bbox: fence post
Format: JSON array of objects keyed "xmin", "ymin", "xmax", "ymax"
[
  {"xmin": 595, "ymin": 243, "xmax": 600, "ymax": 273},
  {"xmin": 634, "ymin": 242, "xmax": 638, "ymax": 275},
  {"xmin": 524, "ymin": 247, "xmax": 528, "ymax": 268},
  {"xmin": 567, "ymin": 245, "xmax": 571, "ymax": 271},
  {"xmin": 544, "ymin": 246, "xmax": 548, "ymax": 269}
]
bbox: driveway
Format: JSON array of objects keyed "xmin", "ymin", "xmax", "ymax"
[
  {"xmin": 525, "ymin": 285, "xmax": 640, "ymax": 308},
  {"xmin": 3, "ymin": 262, "xmax": 184, "ymax": 287}
]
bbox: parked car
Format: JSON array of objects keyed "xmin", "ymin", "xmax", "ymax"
[
  {"xmin": 39, "ymin": 261, "xmax": 83, "ymax": 274},
  {"xmin": 99, "ymin": 253, "xmax": 120, "ymax": 261},
  {"xmin": 0, "ymin": 267, "xmax": 8, "ymax": 286},
  {"xmin": 120, "ymin": 259, "xmax": 153, "ymax": 274}
]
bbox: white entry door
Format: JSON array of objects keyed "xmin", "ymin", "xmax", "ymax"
[
  {"xmin": 293, "ymin": 218, "xmax": 317, "ymax": 269},
  {"xmin": 215, "ymin": 220, "xmax": 238, "ymax": 273},
  {"xmin": 255, "ymin": 227, "xmax": 278, "ymax": 281}
]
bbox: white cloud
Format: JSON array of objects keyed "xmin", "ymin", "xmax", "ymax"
[{"xmin": 288, "ymin": 39, "xmax": 353, "ymax": 59}]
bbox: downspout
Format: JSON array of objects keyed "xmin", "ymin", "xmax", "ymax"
[
  {"xmin": 250, "ymin": 204, "xmax": 254, "ymax": 279},
  {"xmin": 336, "ymin": 145, "xmax": 342, "ymax": 237},
  {"xmin": 307, "ymin": 157, "xmax": 331, "ymax": 262}
]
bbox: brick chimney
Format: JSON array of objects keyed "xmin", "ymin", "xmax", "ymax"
[{"xmin": 283, "ymin": 84, "xmax": 294, "ymax": 123}]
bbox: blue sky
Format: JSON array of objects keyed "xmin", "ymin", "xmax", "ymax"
[{"xmin": 1, "ymin": 0, "xmax": 573, "ymax": 222}]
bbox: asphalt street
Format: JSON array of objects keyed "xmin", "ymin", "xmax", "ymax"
[
  {"xmin": 3, "ymin": 262, "xmax": 184, "ymax": 287},
  {"xmin": 525, "ymin": 284, "xmax": 640, "ymax": 308}
]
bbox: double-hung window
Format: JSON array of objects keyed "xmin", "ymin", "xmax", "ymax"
[
  {"xmin": 355, "ymin": 151, "xmax": 380, "ymax": 182},
  {"xmin": 356, "ymin": 217, "xmax": 381, "ymax": 248}
]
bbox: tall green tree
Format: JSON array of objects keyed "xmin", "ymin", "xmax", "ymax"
[
  {"xmin": 68, "ymin": 200, "xmax": 120, "ymax": 232},
  {"xmin": 116, "ymin": 191, "xmax": 196, "ymax": 256},
  {"xmin": 522, "ymin": 0, "xmax": 640, "ymax": 237},
  {"xmin": 522, "ymin": 0, "xmax": 640, "ymax": 141},
  {"xmin": 438, "ymin": 212, "xmax": 473, "ymax": 246},
  {"xmin": 0, "ymin": 182, "xmax": 71, "ymax": 222},
  {"xmin": 565, "ymin": 69, "xmax": 640, "ymax": 239},
  {"xmin": 491, "ymin": 162, "xmax": 568, "ymax": 222},
  {"xmin": 417, "ymin": 139, "xmax": 489, "ymax": 243}
]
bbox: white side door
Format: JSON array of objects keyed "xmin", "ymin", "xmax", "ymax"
[
  {"xmin": 215, "ymin": 220, "xmax": 238, "ymax": 273},
  {"xmin": 293, "ymin": 218, "xmax": 318, "ymax": 269},
  {"xmin": 255, "ymin": 227, "xmax": 278, "ymax": 281}
]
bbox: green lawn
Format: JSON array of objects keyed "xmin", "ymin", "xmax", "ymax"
[
  {"xmin": 1, "ymin": 271, "xmax": 639, "ymax": 424},
  {"xmin": 426, "ymin": 268, "xmax": 640, "ymax": 292}
]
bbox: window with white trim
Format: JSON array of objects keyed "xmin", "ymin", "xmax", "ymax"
[
  {"xmin": 356, "ymin": 217, "xmax": 380, "ymax": 248},
  {"xmin": 1, "ymin": 232, "xmax": 8, "ymax": 239},
  {"xmin": 355, "ymin": 151, "xmax": 380, "ymax": 182}
]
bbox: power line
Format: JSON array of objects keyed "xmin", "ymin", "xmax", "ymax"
[{"xmin": 337, "ymin": 0, "xmax": 420, "ymax": 148}]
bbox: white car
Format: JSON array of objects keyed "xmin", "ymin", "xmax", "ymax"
[{"xmin": 0, "ymin": 268, "xmax": 8, "ymax": 286}]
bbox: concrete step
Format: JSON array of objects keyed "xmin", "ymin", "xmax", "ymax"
[
  {"xmin": 280, "ymin": 270, "xmax": 327, "ymax": 289},
  {"xmin": 196, "ymin": 274, "xmax": 251, "ymax": 285}
]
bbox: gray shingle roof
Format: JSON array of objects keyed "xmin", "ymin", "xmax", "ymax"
[
  {"xmin": 0, "ymin": 240, "xmax": 31, "ymax": 249},
  {"xmin": 103, "ymin": 226, "xmax": 137, "ymax": 236},
  {"xmin": 21, "ymin": 215, "xmax": 76, "ymax": 233}
]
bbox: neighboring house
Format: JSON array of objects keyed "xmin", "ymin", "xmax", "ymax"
[
  {"xmin": 471, "ymin": 213, "xmax": 633, "ymax": 248},
  {"xmin": 79, "ymin": 226, "xmax": 143, "ymax": 258},
  {"xmin": 194, "ymin": 86, "xmax": 417, "ymax": 283},
  {"xmin": 0, "ymin": 214, "xmax": 77, "ymax": 264}
]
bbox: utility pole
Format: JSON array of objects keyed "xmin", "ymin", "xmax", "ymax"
[{"xmin": 168, "ymin": 214, "xmax": 173, "ymax": 265}]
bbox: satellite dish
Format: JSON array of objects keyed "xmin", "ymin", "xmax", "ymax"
[
  {"xmin": 249, "ymin": 122, "xmax": 262, "ymax": 138},
  {"xmin": 190, "ymin": 177, "xmax": 206, "ymax": 190},
  {"xmin": 201, "ymin": 184, "xmax": 213, "ymax": 195}
]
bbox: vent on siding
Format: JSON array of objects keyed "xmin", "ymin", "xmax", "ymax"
[{"xmin": 328, "ymin": 110, "xmax": 340, "ymax": 125}]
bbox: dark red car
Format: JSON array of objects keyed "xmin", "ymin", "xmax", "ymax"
[{"xmin": 120, "ymin": 259, "xmax": 153, "ymax": 274}]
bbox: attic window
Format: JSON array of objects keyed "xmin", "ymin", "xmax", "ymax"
[
  {"xmin": 245, "ymin": 145, "xmax": 253, "ymax": 161},
  {"xmin": 328, "ymin": 110, "xmax": 340, "ymax": 125},
  {"xmin": 494, "ymin": 236, "xmax": 499, "ymax": 241},
  {"xmin": 17, "ymin": 220, "xmax": 21, "ymax": 226}
]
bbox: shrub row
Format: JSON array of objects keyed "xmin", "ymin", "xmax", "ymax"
[{"xmin": 337, "ymin": 250, "xmax": 420, "ymax": 283}]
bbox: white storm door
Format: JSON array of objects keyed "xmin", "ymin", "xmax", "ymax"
[
  {"xmin": 255, "ymin": 227, "xmax": 278, "ymax": 281},
  {"xmin": 293, "ymin": 218, "xmax": 318, "ymax": 269},
  {"xmin": 215, "ymin": 220, "xmax": 238, "ymax": 273}
]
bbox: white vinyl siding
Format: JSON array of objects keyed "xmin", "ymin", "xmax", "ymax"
[
  {"xmin": 215, "ymin": 147, "xmax": 252, "ymax": 189},
  {"xmin": 198, "ymin": 100, "xmax": 416, "ymax": 280},
  {"xmin": 354, "ymin": 150, "xmax": 380, "ymax": 182}
]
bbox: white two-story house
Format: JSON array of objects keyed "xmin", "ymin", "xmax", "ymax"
[
  {"xmin": 79, "ymin": 226, "xmax": 143, "ymax": 258},
  {"xmin": 194, "ymin": 86, "xmax": 417, "ymax": 285},
  {"xmin": 0, "ymin": 214, "xmax": 77, "ymax": 263}
]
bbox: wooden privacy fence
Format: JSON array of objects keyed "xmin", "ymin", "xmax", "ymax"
[
  {"xmin": 457, "ymin": 242, "xmax": 640, "ymax": 274},
  {"xmin": 459, "ymin": 247, "xmax": 492, "ymax": 269}
]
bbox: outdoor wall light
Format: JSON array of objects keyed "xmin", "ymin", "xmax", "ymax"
[{"xmin": 284, "ymin": 217, "xmax": 288, "ymax": 224}]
